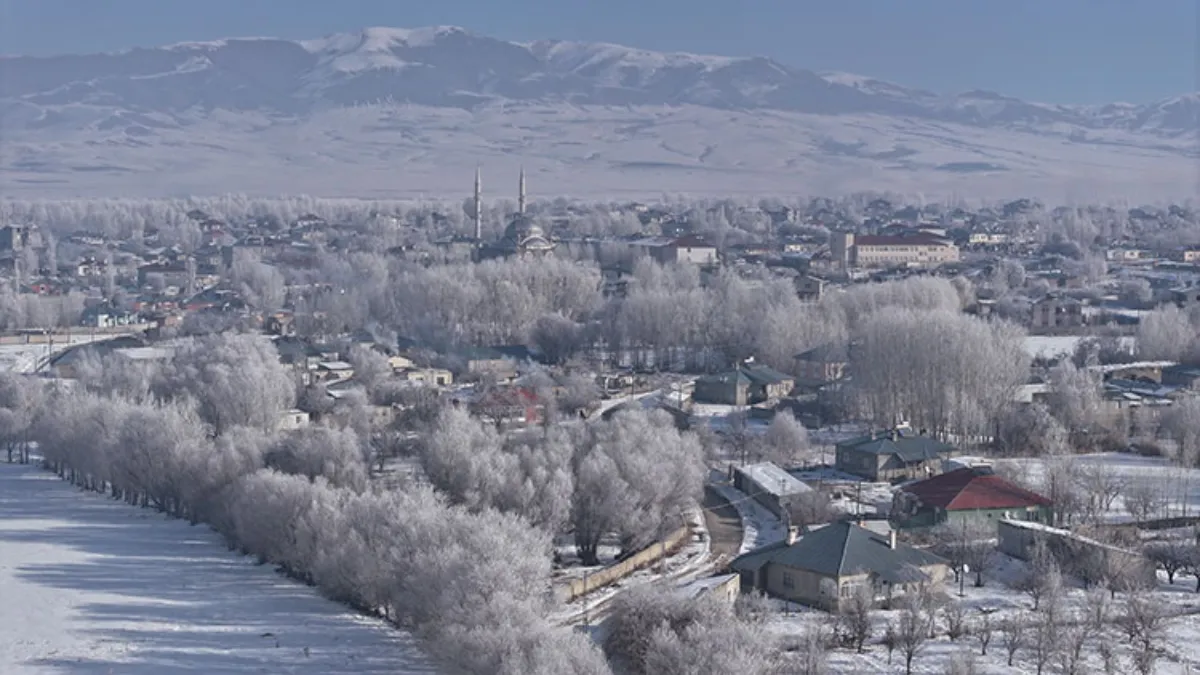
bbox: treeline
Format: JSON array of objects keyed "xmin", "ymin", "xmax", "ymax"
[
  {"xmin": 5, "ymin": 333, "xmax": 618, "ymax": 674},
  {"xmin": 304, "ymin": 254, "xmax": 970, "ymax": 373},
  {"xmin": 0, "ymin": 282, "xmax": 87, "ymax": 330}
]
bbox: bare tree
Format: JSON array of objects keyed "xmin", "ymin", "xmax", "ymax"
[
  {"xmin": 882, "ymin": 622, "xmax": 897, "ymax": 665},
  {"xmin": 835, "ymin": 585, "xmax": 873, "ymax": 652},
  {"xmin": 1056, "ymin": 607, "xmax": 1093, "ymax": 675},
  {"xmin": 941, "ymin": 600, "xmax": 968, "ymax": 641},
  {"xmin": 1030, "ymin": 607, "xmax": 1061, "ymax": 675},
  {"xmin": 1077, "ymin": 461, "xmax": 1126, "ymax": 522},
  {"xmin": 933, "ymin": 520, "xmax": 995, "ymax": 590},
  {"xmin": 999, "ymin": 615, "xmax": 1025, "ymax": 667},
  {"xmin": 893, "ymin": 597, "xmax": 928, "ymax": 675},
  {"xmin": 1124, "ymin": 480, "xmax": 1166, "ymax": 523},
  {"xmin": 972, "ymin": 609, "xmax": 994, "ymax": 656},
  {"xmin": 792, "ymin": 625, "xmax": 829, "ymax": 675},
  {"xmin": 1118, "ymin": 591, "xmax": 1171, "ymax": 675},
  {"xmin": 1017, "ymin": 540, "xmax": 1063, "ymax": 610}
]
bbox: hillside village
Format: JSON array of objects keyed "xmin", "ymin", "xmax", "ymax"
[{"xmin": 5, "ymin": 193, "xmax": 1200, "ymax": 673}]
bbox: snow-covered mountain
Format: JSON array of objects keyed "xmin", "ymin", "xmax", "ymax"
[{"xmin": 1, "ymin": 26, "xmax": 1197, "ymax": 200}]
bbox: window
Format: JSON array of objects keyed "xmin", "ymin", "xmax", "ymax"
[{"xmin": 782, "ymin": 572, "xmax": 795, "ymax": 590}]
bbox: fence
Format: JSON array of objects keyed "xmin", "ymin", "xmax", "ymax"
[{"xmin": 555, "ymin": 524, "xmax": 692, "ymax": 603}]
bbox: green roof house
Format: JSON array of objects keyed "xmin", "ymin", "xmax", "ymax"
[
  {"xmin": 835, "ymin": 427, "xmax": 956, "ymax": 482},
  {"xmin": 730, "ymin": 521, "xmax": 949, "ymax": 611}
]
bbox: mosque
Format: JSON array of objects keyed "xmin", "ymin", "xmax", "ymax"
[{"xmin": 472, "ymin": 167, "xmax": 555, "ymax": 260}]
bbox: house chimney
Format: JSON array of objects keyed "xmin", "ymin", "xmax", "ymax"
[
  {"xmin": 888, "ymin": 530, "xmax": 897, "ymax": 550},
  {"xmin": 786, "ymin": 526, "xmax": 800, "ymax": 545},
  {"xmin": 890, "ymin": 429, "xmax": 898, "ymax": 441}
]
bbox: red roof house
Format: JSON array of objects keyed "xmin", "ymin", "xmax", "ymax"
[{"xmin": 892, "ymin": 467, "xmax": 1052, "ymax": 529}]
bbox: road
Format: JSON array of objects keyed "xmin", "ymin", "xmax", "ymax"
[{"xmin": 702, "ymin": 485, "xmax": 744, "ymax": 563}]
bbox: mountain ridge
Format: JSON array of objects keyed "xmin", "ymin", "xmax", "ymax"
[
  {"xmin": 4, "ymin": 25, "xmax": 1196, "ymax": 132},
  {"xmin": 1, "ymin": 26, "xmax": 1196, "ymax": 200}
]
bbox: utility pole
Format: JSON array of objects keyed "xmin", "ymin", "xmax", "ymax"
[{"xmin": 959, "ymin": 516, "xmax": 967, "ymax": 597}]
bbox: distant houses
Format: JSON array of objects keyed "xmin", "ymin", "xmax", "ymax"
[{"xmin": 693, "ymin": 362, "xmax": 794, "ymax": 406}]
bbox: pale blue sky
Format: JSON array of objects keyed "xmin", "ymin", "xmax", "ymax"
[{"xmin": 0, "ymin": 0, "xmax": 1195, "ymax": 104}]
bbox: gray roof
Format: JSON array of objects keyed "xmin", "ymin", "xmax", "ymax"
[
  {"xmin": 730, "ymin": 521, "xmax": 946, "ymax": 581},
  {"xmin": 697, "ymin": 371, "xmax": 751, "ymax": 387},
  {"xmin": 837, "ymin": 429, "xmax": 955, "ymax": 462},
  {"xmin": 740, "ymin": 364, "xmax": 793, "ymax": 386},
  {"xmin": 736, "ymin": 462, "xmax": 813, "ymax": 498}
]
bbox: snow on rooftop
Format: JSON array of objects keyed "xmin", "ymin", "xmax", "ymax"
[
  {"xmin": 737, "ymin": 462, "xmax": 814, "ymax": 497},
  {"xmin": 0, "ymin": 462, "xmax": 436, "ymax": 674}
]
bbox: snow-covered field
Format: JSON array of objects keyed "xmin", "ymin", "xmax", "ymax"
[
  {"xmin": 0, "ymin": 462, "xmax": 436, "ymax": 674},
  {"xmin": 5, "ymin": 103, "xmax": 1197, "ymax": 201},
  {"xmin": 1001, "ymin": 452, "xmax": 1200, "ymax": 523}
]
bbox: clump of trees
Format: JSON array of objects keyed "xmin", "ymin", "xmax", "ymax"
[
  {"xmin": 851, "ymin": 308, "xmax": 1029, "ymax": 439},
  {"xmin": 1137, "ymin": 304, "xmax": 1200, "ymax": 364},
  {"xmin": 421, "ymin": 405, "xmax": 705, "ymax": 564},
  {"xmin": 28, "ymin": 334, "xmax": 613, "ymax": 675},
  {"xmin": 604, "ymin": 587, "xmax": 786, "ymax": 675}
]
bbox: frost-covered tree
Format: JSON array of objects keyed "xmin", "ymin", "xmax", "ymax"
[
  {"xmin": 755, "ymin": 411, "xmax": 811, "ymax": 467},
  {"xmin": 155, "ymin": 333, "xmax": 295, "ymax": 436},
  {"xmin": 852, "ymin": 308, "xmax": 1028, "ymax": 439},
  {"xmin": 1137, "ymin": 305, "xmax": 1200, "ymax": 363},
  {"xmin": 264, "ymin": 426, "xmax": 368, "ymax": 491},
  {"xmin": 571, "ymin": 408, "xmax": 705, "ymax": 560},
  {"xmin": 606, "ymin": 587, "xmax": 781, "ymax": 675},
  {"xmin": 422, "ymin": 407, "xmax": 574, "ymax": 533},
  {"xmin": 0, "ymin": 373, "xmax": 44, "ymax": 463}
]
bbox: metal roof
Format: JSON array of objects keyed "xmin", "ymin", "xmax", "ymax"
[
  {"xmin": 900, "ymin": 467, "xmax": 1052, "ymax": 511},
  {"xmin": 837, "ymin": 429, "xmax": 955, "ymax": 462},
  {"xmin": 730, "ymin": 521, "xmax": 946, "ymax": 578},
  {"xmin": 736, "ymin": 462, "xmax": 813, "ymax": 498}
]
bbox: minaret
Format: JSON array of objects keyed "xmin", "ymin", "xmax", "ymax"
[
  {"xmin": 518, "ymin": 166, "xmax": 526, "ymax": 215},
  {"xmin": 473, "ymin": 167, "xmax": 482, "ymax": 241}
]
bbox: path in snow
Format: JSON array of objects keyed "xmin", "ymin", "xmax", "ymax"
[{"xmin": 0, "ymin": 462, "xmax": 438, "ymax": 675}]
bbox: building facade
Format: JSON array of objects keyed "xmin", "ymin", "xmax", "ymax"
[{"xmin": 831, "ymin": 232, "xmax": 960, "ymax": 269}]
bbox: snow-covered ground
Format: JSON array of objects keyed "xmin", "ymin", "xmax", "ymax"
[
  {"xmin": 765, "ymin": 552, "xmax": 1200, "ymax": 674},
  {"xmin": 552, "ymin": 506, "xmax": 713, "ymax": 626},
  {"xmin": 1023, "ymin": 335, "xmax": 1137, "ymax": 360},
  {"xmin": 0, "ymin": 335, "xmax": 117, "ymax": 374},
  {"xmin": 1000, "ymin": 452, "xmax": 1200, "ymax": 523},
  {"xmin": 0, "ymin": 462, "xmax": 436, "ymax": 674}
]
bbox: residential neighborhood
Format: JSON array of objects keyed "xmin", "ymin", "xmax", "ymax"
[{"xmin": 4, "ymin": 191, "xmax": 1200, "ymax": 675}]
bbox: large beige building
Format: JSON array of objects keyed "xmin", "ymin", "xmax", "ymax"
[{"xmin": 831, "ymin": 232, "xmax": 960, "ymax": 269}]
